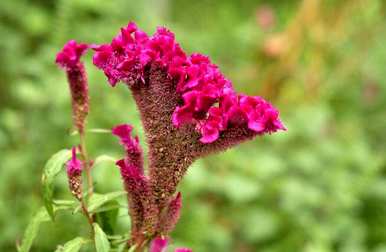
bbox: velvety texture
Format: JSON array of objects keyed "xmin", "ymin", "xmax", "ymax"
[{"xmin": 56, "ymin": 40, "xmax": 89, "ymax": 134}]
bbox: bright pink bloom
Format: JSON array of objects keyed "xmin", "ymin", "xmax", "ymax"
[
  {"xmin": 66, "ymin": 147, "xmax": 82, "ymax": 177},
  {"xmin": 92, "ymin": 22, "xmax": 151, "ymax": 86},
  {"xmin": 56, "ymin": 40, "xmax": 88, "ymax": 70},
  {"xmin": 149, "ymin": 237, "xmax": 168, "ymax": 252},
  {"xmin": 93, "ymin": 22, "xmax": 285, "ymax": 143},
  {"xmin": 175, "ymin": 249, "xmax": 192, "ymax": 252},
  {"xmin": 112, "ymin": 124, "xmax": 143, "ymax": 171},
  {"xmin": 150, "ymin": 237, "xmax": 192, "ymax": 252},
  {"xmin": 66, "ymin": 147, "xmax": 83, "ymax": 200}
]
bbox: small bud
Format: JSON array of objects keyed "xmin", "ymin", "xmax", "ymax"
[
  {"xmin": 175, "ymin": 249, "xmax": 192, "ymax": 252},
  {"xmin": 112, "ymin": 124, "xmax": 143, "ymax": 171},
  {"xmin": 255, "ymin": 5, "xmax": 276, "ymax": 31},
  {"xmin": 150, "ymin": 237, "xmax": 192, "ymax": 252},
  {"xmin": 149, "ymin": 237, "xmax": 168, "ymax": 252},
  {"xmin": 66, "ymin": 147, "xmax": 83, "ymax": 200}
]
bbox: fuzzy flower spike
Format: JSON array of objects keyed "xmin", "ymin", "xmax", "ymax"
[
  {"xmin": 101, "ymin": 22, "xmax": 285, "ymax": 248},
  {"xmin": 66, "ymin": 147, "xmax": 83, "ymax": 200},
  {"xmin": 113, "ymin": 124, "xmax": 158, "ymax": 246},
  {"xmin": 56, "ymin": 40, "xmax": 89, "ymax": 134}
]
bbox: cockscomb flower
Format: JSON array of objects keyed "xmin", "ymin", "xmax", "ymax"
[
  {"xmin": 150, "ymin": 237, "xmax": 192, "ymax": 252},
  {"xmin": 94, "ymin": 22, "xmax": 286, "ymax": 250},
  {"xmin": 93, "ymin": 22, "xmax": 284, "ymax": 143},
  {"xmin": 56, "ymin": 40, "xmax": 89, "ymax": 134},
  {"xmin": 95, "ymin": 22, "xmax": 285, "ymax": 207},
  {"xmin": 66, "ymin": 147, "xmax": 83, "ymax": 200}
]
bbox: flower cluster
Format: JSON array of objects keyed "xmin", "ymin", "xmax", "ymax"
[
  {"xmin": 57, "ymin": 21, "xmax": 286, "ymax": 251},
  {"xmin": 92, "ymin": 22, "xmax": 285, "ymax": 143}
]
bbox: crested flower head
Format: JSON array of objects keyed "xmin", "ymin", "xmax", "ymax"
[
  {"xmin": 56, "ymin": 40, "xmax": 88, "ymax": 70},
  {"xmin": 93, "ymin": 22, "xmax": 285, "ymax": 143}
]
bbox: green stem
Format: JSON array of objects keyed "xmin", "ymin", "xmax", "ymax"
[
  {"xmin": 80, "ymin": 132, "xmax": 93, "ymax": 197},
  {"xmin": 81, "ymin": 198, "xmax": 94, "ymax": 236}
]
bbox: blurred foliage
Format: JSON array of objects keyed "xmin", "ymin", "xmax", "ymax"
[{"xmin": 1, "ymin": 0, "xmax": 386, "ymax": 251}]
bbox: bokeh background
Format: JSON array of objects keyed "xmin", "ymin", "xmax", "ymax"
[{"xmin": 1, "ymin": 0, "xmax": 386, "ymax": 251}]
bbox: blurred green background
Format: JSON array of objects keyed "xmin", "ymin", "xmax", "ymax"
[{"xmin": 1, "ymin": 0, "xmax": 386, "ymax": 251}]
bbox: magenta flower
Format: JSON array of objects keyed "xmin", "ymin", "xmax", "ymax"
[
  {"xmin": 67, "ymin": 147, "xmax": 82, "ymax": 176},
  {"xmin": 112, "ymin": 124, "xmax": 143, "ymax": 171},
  {"xmin": 113, "ymin": 126, "xmax": 158, "ymax": 242},
  {"xmin": 56, "ymin": 40, "xmax": 88, "ymax": 70},
  {"xmin": 66, "ymin": 147, "xmax": 83, "ymax": 200},
  {"xmin": 96, "ymin": 22, "xmax": 286, "ymax": 249},
  {"xmin": 54, "ymin": 20, "xmax": 287, "ymax": 252},
  {"xmin": 175, "ymin": 249, "xmax": 192, "ymax": 252},
  {"xmin": 150, "ymin": 237, "xmax": 192, "ymax": 252},
  {"xmin": 92, "ymin": 22, "xmax": 285, "ymax": 144},
  {"xmin": 56, "ymin": 40, "xmax": 90, "ymax": 134},
  {"xmin": 149, "ymin": 237, "xmax": 168, "ymax": 252}
]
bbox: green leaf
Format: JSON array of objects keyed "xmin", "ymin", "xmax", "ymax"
[
  {"xmin": 94, "ymin": 155, "xmax": 116, "ymax": 167},
  {"xmin": 88, "ymin": 128, "xmax": 112, "ymax": 134},
  {"xmin": 19, "ymin": 208, "xmax": 51, "ymax": 252},
  {"xmin": 87, "ymin": 191, "xmax": 126, "ymax": 213},
  {"xmin": 93, "ymin": 223, "xmax": 111, "ymax": 252},
  {"xmin": 128, "ymin": 245, "xmax": 137, "ymax": 252},
  {"xmin": 117, "ymin": 243, "xmax": 127, "ymax": 252},
  {"xmin": 41, "ymin": 149, "xmax": 71, "ymax": 220},
  {"xmin": 71, "ymin": 128, "xmax": 111, "ymax": 136},
  {"xmin": 53, "ymin": 199, "xmax": 78, "ymax": 209},
  {"xmin": 95, "ymin": 201, "xmax": 119, "ymax": 235},
  {"xmin": 54, "ymin": 237, "xmax": 87, "ymax": 252}
]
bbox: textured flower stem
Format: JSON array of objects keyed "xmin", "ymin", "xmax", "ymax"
[
  {"xmin": 90, "ymin": 22, "xmax": 285, "ymax": 251},
  {"xmin": 132, "ymin": 64, "xmax": 258, "ymax": 210},
  {"xmin": 81, "ymin": 198, "xmax": 95, "ymax": 236}
]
